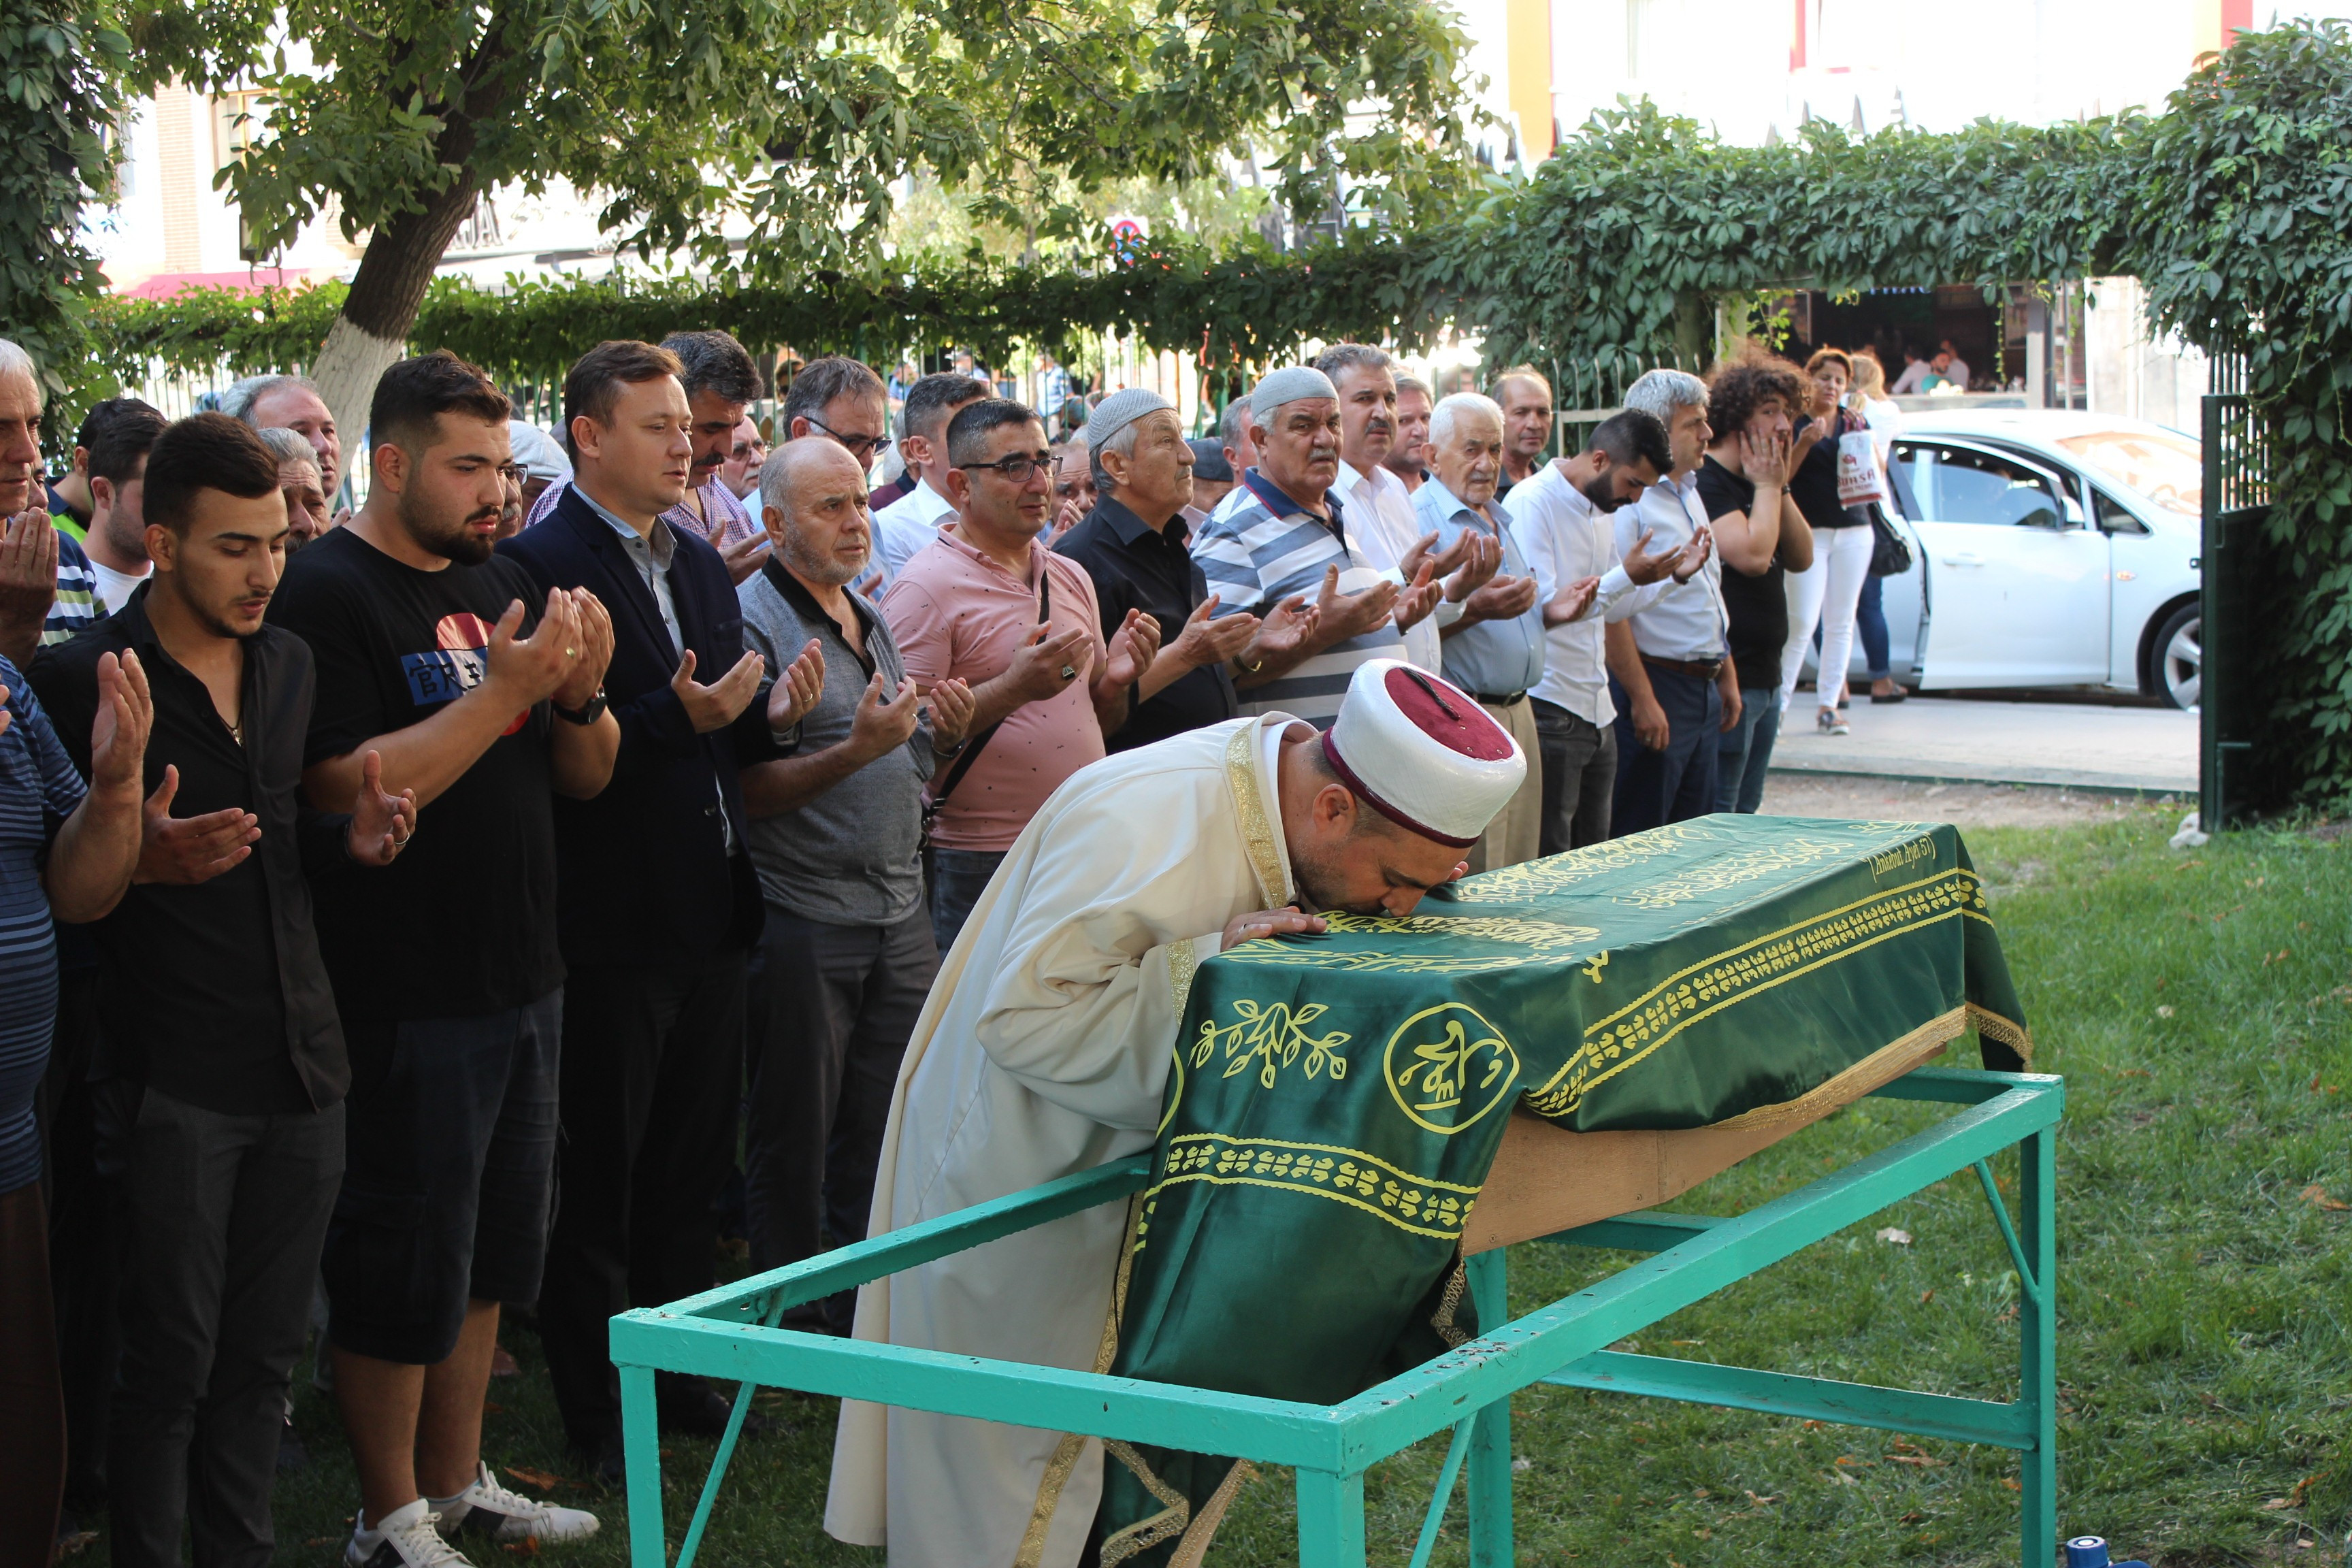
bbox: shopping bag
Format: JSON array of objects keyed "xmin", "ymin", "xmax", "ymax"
[{"xmin": 1836, "ymin": 427, "xmax": 1887, "ymax": 506}]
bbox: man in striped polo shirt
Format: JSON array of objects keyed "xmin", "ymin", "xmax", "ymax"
[{"xmin": 1192, "ymin": 366, "xmax": 1441, "ymax": 729}]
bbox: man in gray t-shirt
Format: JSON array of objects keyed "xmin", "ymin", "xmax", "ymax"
[{"xmin": 737, "ymin": 440, "xmax": 976, "ymax": 1326}]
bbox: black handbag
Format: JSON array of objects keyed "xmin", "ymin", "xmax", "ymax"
[{"xmin": 1867, "ymin": 502, "xmax": 1914, "ymax": 578}]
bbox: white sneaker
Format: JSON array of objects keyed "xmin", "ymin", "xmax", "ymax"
[
  {"xmin": 345, "ymin": 1499, "xmax": 475, "ymax": 1568},
  {"xmin": 437, "ymin": 1461, "xmax": 602, "ymax": 1545}
]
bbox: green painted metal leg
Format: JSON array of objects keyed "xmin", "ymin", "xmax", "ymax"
[
  {"xmin": 2019, "ymin": 1130, "xmax": 2057, "ymax": 1565},
  {"xmin": 1294, "ymin": 1467, "xmax": 1367, "ymax": 1568},
  {"xmin": 621, "ymin": 1364, "xmax": 666, "ymax": 1568},
  {"xmin": 1466, "ymin": 1250, "xmax": 1514, "ymax": 1568}
]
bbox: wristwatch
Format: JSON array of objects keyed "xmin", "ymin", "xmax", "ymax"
[{"xmin": 555, "ymin": 687, "xmax": 608, "ymax": 726}]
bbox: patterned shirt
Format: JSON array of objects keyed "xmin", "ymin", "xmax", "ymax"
[
  {"xmin": 0, "ymin": 655, "xmax": 88, "ymax": 1191},
  {"xmin": 46, "ymin": 532, "xmax": 106, "ymax": 646},
  {"xmin": 1192, "ymin": 470, "xmax": 1403, "ymax": 729}
]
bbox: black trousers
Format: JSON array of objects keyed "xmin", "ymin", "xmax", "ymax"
[
  {"xmin": 38, "ymin": 964, "xmax": 126, "ymax": 1516},
  {"xmin": 1608, "ymin": 665, "xmax": 1722, "ymax": 836},
  {"xmin": 538, "ymin": 949, "xmax": 747, "ymax": 1451},
  {"xmin": 110, "ymin": 1086, "xmax": 343, "ymax": 1568},
  {"xmin": 745, "ymin": 905, "xmax": 938, "ymax": 1330},
  {"xmin": 1531, "ymin": 698, "xmax": 1618, "ymax": 856}
]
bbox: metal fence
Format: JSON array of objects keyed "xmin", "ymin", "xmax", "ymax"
[{"xmin": 2199, "ymin": 353, "xmax": 2272, "ymax": 831}]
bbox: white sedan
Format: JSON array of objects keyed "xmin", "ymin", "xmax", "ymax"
[{"xmin": 1814, "ymin": 410, "xmax": 2204, "ymax": 708}]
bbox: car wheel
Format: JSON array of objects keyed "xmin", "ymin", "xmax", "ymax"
[{"xmin": 2150, "ymin": 602, "xmax": 2200, "ymax": 710}]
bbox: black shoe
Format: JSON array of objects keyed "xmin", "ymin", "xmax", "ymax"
[
  {"xmin": 277, "ymin": 1414, "xmax": 309, "ymax": 1473},
  {"xmin": 659, "ymin": 1386, "xmax": 772, "ymax": 1441},
  {"xmin": 571, "ymin": 1432, "xmax": 628, "ymax": 1490}
]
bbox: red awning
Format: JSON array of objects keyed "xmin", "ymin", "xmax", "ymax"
[{"xmin": 115, "ymin": 267, "xmax": 318, "ymax": 299}]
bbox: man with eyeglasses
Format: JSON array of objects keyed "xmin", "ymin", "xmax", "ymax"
[
  {"xmin": 878, "ymin": 398, "xmax": 1157, "ymax": 951},
  {"xmin": 868, "ymin": 372, "xmax": 990, "ymax": 590}
]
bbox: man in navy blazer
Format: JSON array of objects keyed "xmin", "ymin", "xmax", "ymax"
[{"xmin": 497, "ymin": 338, "xmax": 822, "ymax": 1478}]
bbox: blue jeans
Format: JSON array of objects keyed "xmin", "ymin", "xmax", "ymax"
[
  {"xmin": 323, "ymin": 990, "xmax": 563, "ymax": 1365},
  {"xmin": 1716, "ymin": 685, "xmax": 1782, "ymax": 813},
  {"xmin": 927, "ymin": 848, "xmax": 1009, "ymax": 955},
  {"xmin": 1609, "ymin": 666, "xmax": 1722, "ymax": 835}
]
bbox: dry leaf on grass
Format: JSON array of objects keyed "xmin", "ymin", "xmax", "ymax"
[
  {"xmin": 2299, "ymin": 1184, "xmax": 2349, "ymax": 1211},
  {"xmin": 1876, "ymin": 1226, "xmax": 1912, "ymax": 1245},
  {"xmin": 504, "ymin": 1465, "xmax": 566, "ymax": 1491}
]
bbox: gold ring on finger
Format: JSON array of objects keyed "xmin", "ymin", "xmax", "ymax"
[{"xmin": 1058, "ymin": 664, "xmax": 1077, "ymax": 681}]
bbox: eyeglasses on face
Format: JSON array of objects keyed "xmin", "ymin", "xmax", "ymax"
[
  {"xmin": 497, "ymin": 463, "xmax": 528, "ymax": 487},
  {"xmin": 803, "ymin": 414, "xmax": 887, "ymax": 462},
  {"xmin": 958, "ymin": 451, "xmax": 1054, "ymax": 484}
]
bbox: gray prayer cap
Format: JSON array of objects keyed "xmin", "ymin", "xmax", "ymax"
[
  {"xmin": 1085, "ymin": 387, "xmax": 1174, "ymax": 451},
  {"xmin": 1247, "ymin": 365, "xmax": 1339, "ymax": 419},
  {"xmin": 508, "ymin": 420, "xmax": 572, "ymax": 485}
]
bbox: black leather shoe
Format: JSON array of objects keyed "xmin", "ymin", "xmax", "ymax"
[{"xmin": 571, "ymin": 1431, "xmax": 628, "ymax": 1489}]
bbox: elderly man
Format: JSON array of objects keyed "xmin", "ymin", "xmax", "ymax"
[
  {"xmin": 1318, "ymin": 344, "xmax": 1501, "ymax": 676},
  {"xmin": 870, "ymin": 372, "xmax": 990, "ymax": 587},
  {"xmin": 721, "ymin": 416, "xmax": 768, "ymax": 500},
  {"xmin": 525, "ymin": 331, "xmax": 772, "ymax": 583},
  {"xmin": 506, "ymin": 421, "xmax": 571, "ymax": 513},
  {"xmin": 826, "ymin": 656, "xmax": 1528, "ymax": 1568},
  {"xmin": 255, "ymin": 425, "xmax": 332, "ymax": 547},
  {"xmin": 1502, "ymin": 404, "xmax": 1696, "ymax": 852},
  {"xmin": 1386, "ymin": 373, "xmax": 1434, "ymax": 493},
  {"xmin": 226, "ymin": 374, "xmax": 342, "ymax": 504},
  {"xmin": 1192, "ymin": 367, "xmax": 1439, "ymax": 729},
  {"xmin": 1048, "ymin": 436, "xmax": 1094, "ymax": 538},
  {"xmin": 498, "ymin": 339, "xmax": 821, "ymax": 1477},
  {"xmin": 1207, "ymin": 394, "xmax": 1257, "ymax": 523},
  {"xmin": 1182, "ymin": 437, "xmax": 1233, "ymax": 524},
  {"xmin": 880, "ymin": 397, "xmax": 1157, "ymax": 951},
  {"xmin": 1604, "ymin": 371, "xmax": 1740, "ymax": 834},
  {"xmin": 1054, "ymin": 391, "xmax": 1267, "ymax": 751},
  {"xmin": 737, "ymin": 438, "xmax": 974, "ymax": 1330},
  {"xmin": 0, "ymin": 338, "xmax": 152, "ymax": 1562},
  {"xmin": 1492, "ymin": 365, "xmax": 1554, "ymax": 498},
  {"xmin": 783, "ymin": 355, "xmax": 891, "ymax": 473},
  {"xmin": 1409, "ymin": 391, "xmax": 1573, "ymax": 870}
]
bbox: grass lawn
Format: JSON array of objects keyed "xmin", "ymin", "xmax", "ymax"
[{"xmin": 81, "ymin": 804, "xmax": 2352, "ymax": 1566}]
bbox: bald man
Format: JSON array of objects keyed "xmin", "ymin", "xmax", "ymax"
[{"xmin": 736, "ymin": 440, "xmax": 974, "ymax": 1326}]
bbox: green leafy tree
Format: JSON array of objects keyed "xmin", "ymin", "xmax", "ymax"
[
  {"xmin": 2, "ymin": 1, "xmax": 129, "ymax": 422},
  {"xmin": 129, "ymin": 0, "xmax": 1482, "ymax": 436}
]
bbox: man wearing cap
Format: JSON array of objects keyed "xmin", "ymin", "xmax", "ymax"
[
  {"xmin": 826, "ymin": 658, "xmax": 1526, "ymax": 1568},
  {"xmin": 1180, "ymin": 438, "xmax": 1233, "ymax": 525},
  {"xmin": 1051, "ymin": 390, "xmax": 1274, "ymax": 753},
  {"xmin": 1191, "ymin": 366, "xmax": 1442, "ymax": 730}
]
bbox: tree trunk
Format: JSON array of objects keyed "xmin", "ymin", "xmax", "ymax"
[{"xmin": 309, "ymin": 178, "xmax": 483, "ymax": 452}]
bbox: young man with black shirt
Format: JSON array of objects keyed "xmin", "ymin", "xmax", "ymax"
[
  {"xmin": 498, "ymin": 340, "xmax": 822, "ymax": 1480},
  {"xmin": 33, "ymin": 414, "xmax": 417, "ymax": 1568},
  {"xmin": 1693, "ymin": 355, "xmax": 1813, "ymax": 815},
  {"xmin": 270, "ymin": 352, "xmax": 620, "ymax": 1568}
]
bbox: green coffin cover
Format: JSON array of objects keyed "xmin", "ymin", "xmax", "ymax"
[{"xmin": 1092, "ymin": 815, "xmax": 2029, "ymax": 1564}]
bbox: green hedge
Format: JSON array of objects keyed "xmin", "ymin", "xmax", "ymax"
[{"xmin": 82, "ymin": 22, "xmax": 2352, "ymax": 811}]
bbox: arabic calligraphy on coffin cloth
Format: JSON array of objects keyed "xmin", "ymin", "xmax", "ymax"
[{"xmin": 1091, "ymin": 815, "xmax": 2030, "ymax": 1565}]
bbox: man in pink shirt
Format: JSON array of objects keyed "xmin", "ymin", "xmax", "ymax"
[{"xmin": 880, "ymin": 398, "xmax": 1158, "ymax": 950}]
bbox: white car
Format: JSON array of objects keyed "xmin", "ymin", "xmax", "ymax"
[{"xmin": 1811, "ymin": 410, "xmax": 2204, "ymax": 708}]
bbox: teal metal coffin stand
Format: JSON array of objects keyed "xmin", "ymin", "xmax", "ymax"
[{"xmin": 609, "ymin": 1064, "xmax": 2061, "ymax": 1568}]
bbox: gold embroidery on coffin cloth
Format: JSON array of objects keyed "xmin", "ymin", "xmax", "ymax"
[
  {"xmin": 1444, "ymin": 820, "xmax": 1929, "ymax": 908},
  {"xmin": 1218, "ymin": 912, "xmax": 1603, "ymax": 976}
]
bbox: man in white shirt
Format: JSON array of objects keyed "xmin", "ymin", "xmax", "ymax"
[
  {"xmin": 1889, "ymin": 347, "xmax": 1931, "ymax": 397},
  {"xmin": 1937, "ymin": 338, "xmax": 1973, "ymax": 391},
  {"xmin": 1205, "ymin": 394, "xmax": 1260, "ymax": 525},
  {"xmin": 1503, "ymin": 406, "xmax": 1698, "ymax": 851},
  {"xmin": 1316, "ymin": 344, "xmax": 1501, "ymax": 674},
  {"xmin": 1386, "ymin": 374, "xmax": 1433, "ymax": 494},
  {"xmin": 868, "ymin": 372, "xmax": 987, "ymax": 586}
]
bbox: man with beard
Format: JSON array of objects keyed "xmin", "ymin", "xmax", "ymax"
[
  {"xmin": 735, "ymin": 438, "xmax": 972, "ymax": 1333},
  {"xmin": 270, "ymin": 350, "xmax": 619, "ymax": 1568},
  {"xmin": 1318, "ymin": 344, "xmax": 1501, "ymax": 676},
  {"xmin": 826, "ymin": 656, "xmax": 1527, "ymax": 1568},
  {"xmin": 1502, "ymin": 406, "xmax": 1701, "ymax": 850},
  {"xmin": 33, "ymin": 413, "xmax": 416, "ymax": 1568},
  {"xmin": 82, "ymin": 402, "xmax": 169, "ymax": 617}
]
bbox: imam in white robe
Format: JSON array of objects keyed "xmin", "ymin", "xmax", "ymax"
[{"xmin": 827, "ymin": 712, "xmax": 1301, "ymax": 1568}]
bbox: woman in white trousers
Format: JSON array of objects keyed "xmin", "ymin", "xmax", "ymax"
[{"xmin": 1776, "ymin": 348, "xmax": 1876, "ymax": 734}]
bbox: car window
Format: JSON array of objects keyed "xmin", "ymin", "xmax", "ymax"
[
  {"xmin": 2053, "ymin": 428, "xmax": 2202, "ymax": 516},
  {"xmin": 1893, "ymin": 443, "xmax": 2061, "ymax": 527},
  {"xmin": 2091, "ymin": 487, "xmax": 2149, "ymax": 535}
]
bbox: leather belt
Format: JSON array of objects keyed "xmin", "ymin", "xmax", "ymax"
[
  {"xmin": 1472, "ymin": 690, "xmax": 1528, "ymax": 707},
  {"xmin": 1641, "ymin": 655, "xmax": 1726, "ymax": 681}
]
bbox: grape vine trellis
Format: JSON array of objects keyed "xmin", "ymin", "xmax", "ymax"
[{"xmin": 73, "ymin": 22, "xmax": 2352, "ymax": 809}]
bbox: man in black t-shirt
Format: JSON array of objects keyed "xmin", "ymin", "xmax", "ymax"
[
  {"xmin": 1693, "ymin": 355, "xmax": 1814, "ymax": 815},
  {"xmin": 271, "ymin": 353, "xmax": 619, "ymax": 1568}
]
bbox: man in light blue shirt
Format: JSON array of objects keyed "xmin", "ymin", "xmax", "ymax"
[{"xmin": 1409, "ymin": 392, "xmax": 1550, "ymax": 870}]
